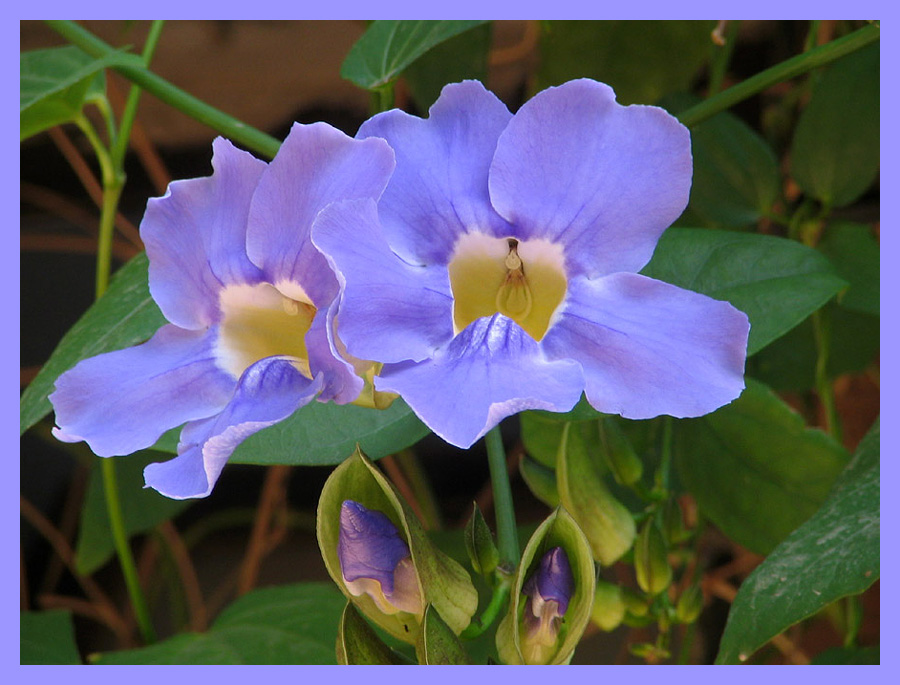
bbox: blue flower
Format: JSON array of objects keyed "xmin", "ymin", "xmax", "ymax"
[
  {"xmin": 338, "ymin": 500, "xmax": 423, "ymax": 616},
  {"xmin": 313, "ymin": 79, "xmax": 750, "ymax": 448},
  {"xmin": 50, "ymin": 124, "xmax": 394, "ymax": 499},
  {"xmin": 521, "ymin": 547, "xmax": 574, "ymax": 662}
]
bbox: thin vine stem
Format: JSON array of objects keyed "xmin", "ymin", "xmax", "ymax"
[
  {"xmin": 45, "ymin": 20, "xmax": 281, "ymax": 160},
  {"xmin": 485, "ymin": 425, "xmax": 519, "ymax": 569},
  {"xmin": 679, "ymin": 22, "xmax": 879, "ymax": 128}
]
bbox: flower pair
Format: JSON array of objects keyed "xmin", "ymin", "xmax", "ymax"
[{"xmin": 50, "ymin": 78, "xmax": 749, "ymax": 499}]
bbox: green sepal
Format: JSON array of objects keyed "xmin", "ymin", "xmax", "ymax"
[
  {"xmin": 556, "ymin": 422, "xmax": 635, "ymax": 565},
  {"xmin": 675, "ymin": 584, "xmax": 703, "ymax": 624},
  {"xmin": 620, "ymin": 587, "xmax": 650, "ymax": 618},
  {"xmin": 464, "ymin": 503, "xmax": 499, "ymax": 578},
  {"xmin": 591, "ymin": 578, "xmax": 626, "ymax": 632},
  {"xmin": 495, "ymin": 507, "xmax": 596, "ymax": 665},
  {"xmin": 336, "ymin": 601, "xmax": 407, "ymax": 665},
  {"xmin": 634, "ymin": 518, "xmax": 672, "ymax": 596},
  {"xmin": 317, "ymin": 447, "xmax": 478, "ymax": 644},
  {"xmin": 597, "ymin": 416, "xmax": 643, "ymax": 487},
  {"xmin": 415, "ymin": 605, "xmax": 471, "ymax": 665}
]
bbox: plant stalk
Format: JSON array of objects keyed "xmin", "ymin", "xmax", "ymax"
[{"xmin": 485, "ymin": 425, "xmax": 519, "ymax": 569}]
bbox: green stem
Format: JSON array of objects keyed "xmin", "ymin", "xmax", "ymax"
[
  {"xmin": 679, "ymin": 22, "xmax": 879, "ymax": 128},
  {"xmin": 812, "ymin": 309, "xmax": 843, "ymax": 443},
  {"xmin": 110, "ymin": 20, "xmax": 165, "ymax": 170},
  {"xmin": 396, "ymin": 450, "xmax": 443, "ymax": 530},
  {"xmin": 804, "ymin": 20, "xmax": 822, "ymax": 52},
  {"xmin": 707, "ymin": 21, "xmax": 741, "ymax": 95},
  {"xmin": 459, "ymin": 581, "xmax": 511, "ymax": 639},
  {"xmin": 655, "ymin": 416, "xmax": 673, "ymax": 495},
  {"xmin": 45, "ymin": 20, "xmax": 281, "ymax": 160},
  {"xmin": 485, "ymin": 425, "xmax": 519, "ymax": 568},
  {"xmin": 370, "ymin": 83, "xmax": 396, "ymax": 115}
]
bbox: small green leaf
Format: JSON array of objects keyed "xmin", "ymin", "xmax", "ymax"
[
  {"xmin": 642, "ymin": 227, "xmax": 847, "ymax": 355},
  {"xmin": 537, "ymin": 21, "xmax": 714, "ymax": 105},
  {"xmin": 557, "ymin": 422, "xmax": 635, "ymax": 566},
  {"xmin": 229, "ymin": 398, "xmax": 429, "ymax": 467},
  {"xmin": 404, "ymin": 23, "xmax": 491, "ymax": 110},
  {"xmin": 716, "ymin": 419, "xmax": 879, "ymax": 664},
  {"xmin": 464, "ymin": 503, "xmax": 499, "ymax": 578},
  {"xmin": 817, "ymin": 221, "xmax": 880, "ymax": 315},
  {"xmin": 20, "ymin": 610, "xmax": 81, "ymax": 664},
  {"xmin": 94, "ymin": 583, "xmax": 346, "ymax": 664},
  {"xmin": 20, "ymin": 45, "xmax": 139, "ymax": 140},
  {"xmin": 336, "ymin": 602, "xmax": 406, "ymax": 665},
  {"xmin": 341, "ymin": 20, "xmax": 487, "ymax": 90},
  {"xmin": 20, "ymin": 252, "xmax": 166, "ymax": 435},
  {"xmin": 415, "ymin": 605, "xmax": 471, "ymax": 665},
  {"xmin": 674, "ymin": 379, "xmax": 850, "ymax": 555},
  {"xmin": 75, "ymin": 451, "xmax": 192, "ymax": 575},
  {"xmin": 791, "ymin": 43, "xmax": 879, "ymax": 208}
]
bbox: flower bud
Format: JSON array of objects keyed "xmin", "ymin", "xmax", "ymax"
[
  {"xmin": 318, "ymin": 447, "xmax": 477, "ymax": 644},
  {"xmin": 338, "ymin": 500, "xmax": 423, "ymax": 616},
  {"xmin": 464, "ymin": 503, "xmax": 500, "ymax": 578},
  {"xmin": 634, "ymin": 518, "xmax": 672, "ymax": 596},
  {"xmin": 591, "ymin": 578, "xmax": 626, "ymax": 632},
  {"xmin": 496, "ymin": 508, "xmax": 595, "ymax": 665},
  {"xmin": 662, "ymin": 497, "xmax": 691, "ymax": 545},
  {"xmin": 597, "ymin": 416, "xmax": 643, "ymax": 487},
  {"xmin": 675, "ymin": 584, "xmax": 704, "ymax": 624}
]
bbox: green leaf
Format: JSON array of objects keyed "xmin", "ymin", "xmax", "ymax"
[
  {"xmin": 404, "ymin": 23, "xmax": 491, "ymax": 110},
  {"xmin": 20, "ymin": 610, "xmax": 81, "ymax": 664},
  {"xmin": 537, "ymin": 21, "xmax": 714, "ymax": 105},
  {"xmin": 229, "ymin": 398, "xmax": 429, "ymax": 466},
  {"xmin": 679, "ymin": 98, "xmax": 781, "ymax": 228},
  {"xmin": 341, "ymin": 20, "xmax": 487, "ymax": 90},
  {"xmin": 336, "ymin": 602, "xmax": 407, "ymax": 665},
  {"xmin": 791, "ymin": 43, "xmax": 879, "ymax": 207},
  {"xmin": 20, "ymin": 252, "xmax": 166, "ymax": 435},
  {"xmin": 716, "ymin": 419, "xmax": 879, "ymax": 664},
  {"xmin": 415, "ymin": 605, "xmax": 471, "ymax": 665},
  {"xmin": 812, "ymin": 646, "xmax": 880, "ymax": 665},
  {"xmin": 94, "ymin": 583, "xmax": 346, "ymax": 664},
  {"xmin": 817, "ymin": 221, "xmax": 880, "ymax": 315},
  {"xmin": 20, "ymin": 45, "xmax": 138, "ymax": 140},
  {"xmin": 642, "ymin": 227, "xmax": 847, "ymax": 355},
  {"xmin": 674, "ymin": 379, "xmax": 850, "ymax": 555},
  {"xmin": 75, "ymin": 451, "xmax": 192, "ymax": 575},
  {"xmin": 747, "ymin": 302, "xmax": 879, "ymax": 392}
]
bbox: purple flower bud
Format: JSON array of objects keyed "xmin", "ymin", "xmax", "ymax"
[
  {"xmin": 521, "ymin": 547, "xmax": 574, "ymax": 662},
  {"xmin": 338, "ymin": 500, "xmax": 422, "ymax": 615}
]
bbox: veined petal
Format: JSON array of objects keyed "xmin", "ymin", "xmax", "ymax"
[
  {"xmin": 489, "ymin": 79, "xmax": 692, "ymax": 278},
  {"xmin": 50, "ymin": 325, "xmax": 235, "ymax": 457},
  {"xmin": 542, "ymin": 273, "xmax": 749, "ymax": 419},
  {"xmin": 358, "ymin": 81, "xmax": 513, "ymax": 266},
  {"xmin": 143, "ymin": 138, "xmax": 267, "ymax": 330},
  {"xmin": 246, "ymin": 122, "xmax": 395, "ymax": 307},
  {"xmin": 375, "ymin": 314, "xmax": 583, "ymax": 448},
  {"xmin": 306, "ymin": 299, "xmax": 365, "ymax": 404},
  {"xmin": 313, "ymin": 198, "xmax": 454, "ymax": 364},
  {"xmin": 144, "ymin": 357, "xmax": 324, "ymax": 499}
]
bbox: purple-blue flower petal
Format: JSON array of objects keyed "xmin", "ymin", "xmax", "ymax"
[
  {"xmin": 143, "ymin": 138, "xmax": 267, "ymax": 330},
  {"xmin": 312, "ymin": 198, "xmax": 454, "ymax": 364},
  {"xmin": 542, "ymin": 273, "xmax": 749, "ymax": 419},
  {"xmin": 524, "ymin": 547, "xmax": 574, "ymax": 615},
  {"xmin": 143, "ymin": 356, "xmax": 323, "ymax": 499},
  {"xmin": 50, "ymin": 325, "xmax": 234, "ymax": 457},
  {"xmin": 245, "ymin": 122, "xmax": 395, "ymax": 308},
  {"xmin": 375, "ymin": 314, "xmax": 584, "ymax": 448},
  {"xmin": 488, "ymin": 79, "xmax": 692, "ymax": 278},
  {"xmin": 306, "ymin": 299, "xmax": 364, "ymax": 404},
  {"xmin": 357, "ymin": 81, "xmax": 513, "ymax": 266},
  {"xmin": 338, "ymin": 500, "xmax": 411, "ymax": 594}
]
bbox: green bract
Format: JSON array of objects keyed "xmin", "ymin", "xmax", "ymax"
[
  {"xmin": 317, "ymin": 447, "xmax": 478, "ymax": 644},
  {"xmin": 496, "ymin": 508, "xmax": 595, "ymax": 664}
]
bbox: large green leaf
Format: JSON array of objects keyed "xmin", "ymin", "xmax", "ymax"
[
  {"xmin": 716, "ymin": 419, "xmax": 879, "ymax": 664},
  {"xmin": 20, "ymin": 45, "xmax": 138, "ymax": 140},
  {"xmin": 817, "ymin": 221, "xmax": 880, "ymax": 315},
  {"xmin": 537, "ymin": 21, "xmax": 714, "ymax": 105},
  {"xmin": 642, "ymin": 228, "xmax": 847, "ymax": 355},
  {"xmin": 228, "ymin": 397, "xmax": 429, "ymax": 466},
  {"xmin": 20, "ymin": 252, "xmax": 166, "ymax": 435},
  {"xmin": 673, "ymin": 379, "xmax": 850, "ymax": 554},
  {"xmin": 75, "ymin": 451, "xmax": 192, "ymax": 575},
  {"xmin": 94, "ymin": 583, "xmax": 346, "ymax": 664},
  {"xmin": 791, "ymin": 43, "xmax": 879, "ymax": 208},
  {"xmin": 404, "ymin": 23, "xmax": 491, "ymax": 111},
  {"xmin": 20, "ymin": 610, "xmax": 81, "ymax": 664},
  {"xmin": 341, "ymin": 20, "xmax": 487, "ymax": 90}
]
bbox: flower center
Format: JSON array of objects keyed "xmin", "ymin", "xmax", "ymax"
[
  {"xmin": 215, "ymin": 281, "xmax": 316, "ymax": 379},
  {"xmin": 447, "ymin": 233, "xmax": 567, "ymax": 341}
]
